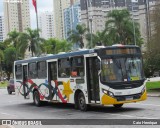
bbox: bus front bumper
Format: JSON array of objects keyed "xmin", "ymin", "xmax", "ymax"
[{"xmin": 101, "ymin": 91, "xmax": 147, "ymax": 105}]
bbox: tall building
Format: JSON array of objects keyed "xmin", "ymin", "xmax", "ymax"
[
  {"xmin": 39, "ymin": 12, "xmax": 55, "ymax": 39},
  {"xmin": 0, "ymin": 16, "xmax": 5, "ymax": 42},
  {"xmin": 3, "ymin": 0, "xmax": 30, "ymax": 37},
  {"xmin": 53, "ymin": 0, "xmax": 71, "ymax": 39},
  {"xmin": 64, "ymin": 2, "xmax": 81, "ymax": 39},
  {"xmin": 80, "ymin": 0, "xmax": 155, "ymax": 49},
  {"xmin": 53, "ymin": 0, "xmax": 80, "ymax": 39},
  {"xmin": 80, "ymin": 0, "xmax": 112, "ymax": 36}
]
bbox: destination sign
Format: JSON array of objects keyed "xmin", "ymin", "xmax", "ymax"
[{"xmin": 105, "ymin": 48, "xmax": 140, "ymax": 55}]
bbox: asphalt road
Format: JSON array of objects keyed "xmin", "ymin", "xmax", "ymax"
[{"xmin": 0, "ymin": 88, "xmax": 160, "ymax": 128}]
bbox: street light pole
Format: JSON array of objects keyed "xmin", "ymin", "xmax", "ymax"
[
  {"xmin": 131, "ymin": 1, "xmax": 137, "ymax": 45},
  {"xmin": 88, "ymin": 0, "xmax": 93, "ymax": 48},
  {"xmin": 89, "ymin": 17, "xmax": 93, "ymax": 48},
  {"xmin": 85, "ymin": 0, "xmax": 89, "ymax": 31},
  {"xmin": 145, "ymin": 0, "xmax": 151, "ymax": 48}
]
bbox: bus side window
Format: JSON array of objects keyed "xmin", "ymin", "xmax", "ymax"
[
  {"xmin": 28, "ymin": 62, "xmax": 37, "ymax": 79},
  {"xmin": 58, "ymin": 58, "xmax": 70, "ymax": 78},
  {"xmin": 15, "ymin": 64, "xmax": 22, "ymax": 79},
  {"xmin": 37, "ymin": 61, "xmax": 47, "ymax": 79},
  {"xmin": 71, "ymin": 56, "xmax": 84, "ymax": 77}
]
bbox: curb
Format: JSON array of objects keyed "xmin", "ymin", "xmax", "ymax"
[{"xmin": 147, "ymin": 94, "xmax": 160, "ymax": 97}]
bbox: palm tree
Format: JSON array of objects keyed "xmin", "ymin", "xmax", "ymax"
[
  {"xmin": 86, "ymin": 29, "xmax": 111, "ymax": 48},
  {"xmin": 68, "ymin": 24, "xmax": 88, "ymax": 48},
  {"xmin": 41, "ymin": 38, "xmax": 57, "ymax": 54},
  {"xmin": 56, "ymin": 40, "xmax": 72, "ymax": 53},
  {"xmin": 42, "ymin": 38, "xmax": 72, "ymax": 54},
  {"xmin": 4, "ymin": 29, "xmax": 20, "ymax": 47},
  {"xmin": 105, "ymin": 9, "xmax": 142, "ymax": 46},
  {"xmin": 18, "ymin": 28, "xmax": 45, "ymax": 57}
]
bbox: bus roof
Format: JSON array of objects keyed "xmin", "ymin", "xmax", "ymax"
[
  {"xmin": 15, "ymin": 45, "xmax": 140, "ymax": 65},
  {"xmin": 15, "ymin": 49, "xmax": 93, "ymax": 65}
]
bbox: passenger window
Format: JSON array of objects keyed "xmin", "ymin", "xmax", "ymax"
[
  {"xmin": 71, "ymin": 56, "xmax": 84, "ymax": 77},
  {"xmin": 58, "ymin": 58, "xmax": 70, "ymax": 77},
  {"xmin": 15, "ymin": 65, "xmax": 22, "ymax": 79},
  {"xmin": 28, "ymin": 62, "xmax": 37, "ymax": 79},
  {"xmin": 37, "ymin": 61, "xmax": 47, "ymax": 78}
]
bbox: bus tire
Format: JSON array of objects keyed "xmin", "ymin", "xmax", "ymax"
[
  {"xmin": 78, "ymin": 92, "xmax": 88, "ymax": 111},
  {"xmin": 74, "ymin": 93, "xmax": 79, "ymax": 110},
  {"xmin": 33, "ymin": 91, "xmax": 41, "ymax": 107},
  {"xmin": 74, "ymin": 100, "xmax": 79, "ymax": 110},
  {"xmin": 113, "ymin": 104, "xmax": 123, "ymax": 108}
]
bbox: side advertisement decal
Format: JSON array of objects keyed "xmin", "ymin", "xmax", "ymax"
[{"xmin": 16, "ymin": 79, "xmax": 73, "ymax": 103}]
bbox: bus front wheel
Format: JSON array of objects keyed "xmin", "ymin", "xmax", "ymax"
[
  {"xmin": 78, "ymin": 92, "xmax": 88, "ymax": 111},
  {"xmin": 33, "ymin": 91, "xmax": 42, "ymax": 107},
  {"xmin": 113, "ymin": 104, "xmax": 123, "ymax": 108}
]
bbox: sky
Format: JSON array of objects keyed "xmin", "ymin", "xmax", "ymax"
[{"xmin": 0, "ymin": 0, "xmax": 53, "ymax": 28}]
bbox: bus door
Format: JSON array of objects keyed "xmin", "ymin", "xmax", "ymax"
[
  {"xmin": 22, "ymin": 64, "xmax": 28, "ymax": 99},
  {"xmin": 86, "ymin": 56, "xmax": 100, "ymax": 103},
  {"xmin": 48, "ymin": 61, "xmax": 58, "ymax": 101}
]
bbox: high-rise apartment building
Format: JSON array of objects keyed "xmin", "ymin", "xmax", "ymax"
[
  {"xmin": 0, "ymin": 16, "xmax": 5, "ymax": 42},
  {"xmin": 80, "ymin": 0, "xmax": 155, "ymax": 49},
  {"xmin": 53, "ymin": 0, "xmax": 80, "ymax": 39},
  {"xmin": 53, "ymin": 0, "xmax": 71, "ymax": 39},
  {"xmin": 3, "ymin": 0, "xmax": 30, "ymax": 37},
  {"xmin": 64, "ymin": 2, "xmax": 81, "ymax": 39},
  {"xmin": 39, "ymin": 12, "xmax": 55, "ymax": 39}
]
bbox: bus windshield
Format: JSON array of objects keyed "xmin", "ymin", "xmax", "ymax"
[{"xmin": 101, "ymin": 57, "xmax": 144, "ymax": 83}]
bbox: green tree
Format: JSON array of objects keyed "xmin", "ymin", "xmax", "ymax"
[
  {"xmin": 68, "ymin": 24, "xmax": 88, "ymax": 48},
  {"xmin": 144, "ymin": 2, "xmax": 160, "ymax": 76},
  {"xmin": 0, "ymin": 49, "xmax": 4, "ymax": 77},
  {"xmin": 3, "ymin": 47, "xmax": 16, "ymax": 80},
  {"xmin": 42, "ymin": 38, "xmax": 72, "ymax": 54},
  {"xmin": 55, "ymin": 40, "xmax": 72, "ymax": 53},
  {"xmin": 86, "ymin": 30, "xmax": 111, "ymax": 48},
  {"xmin": 0, "ymin": 42, "xmax": 7, "ymax": 50},
  {"xmin": 18, "ymin": 28, "xmax": 45, "ymax": 57},
  {"xmin": 105, "ymin": 9, "xmax": 142, "ymax": 46},
  {"xmin": 4, "ymin": 30, "xmax": 20, "ymax": 59},
  {"xmin": 4, "ymin": 29, "xmax": 20, "ymax": 47}
]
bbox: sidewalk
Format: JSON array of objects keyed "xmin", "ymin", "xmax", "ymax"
[
  {"xmin": 0, "ymin": 125, "xmax": 15, "ymax": 128},
  {"xmin": 147, "ymin": 92, "xmax": 160, "ymax": 97},
  {"xmin": 0, "ymin": 87, "xmax": 6, "ymax": 89}
]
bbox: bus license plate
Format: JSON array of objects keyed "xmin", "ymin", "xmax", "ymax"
[{"xmin": 126, "ymin": 96, "xmax": 133, "ymax": 100}]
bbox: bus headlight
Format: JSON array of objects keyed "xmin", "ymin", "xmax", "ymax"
[
  {"xmin": 141, "ymin": 86, "xmax": 146, "ymax": 94},
  {"xmin": 102, "ymin": 89, "xmax": 114, "ymax": 97}
]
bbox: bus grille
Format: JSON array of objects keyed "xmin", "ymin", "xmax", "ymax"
[{"xmin": 114, "ymin": 93, "xmax": 141, "ymax": 101}]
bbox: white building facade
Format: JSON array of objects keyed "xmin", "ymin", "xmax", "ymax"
[
  {"xmin": 0, "ymin": 16, "xmax": 5, "ymax": 42},
  {"xmin": 3, "ymin": 0, "xmax": 30, "ymax": 37},
  {"xmin": 80, "ymin": 0, "xmax": 155, "ymax": 49},
  {"xmin": 53, "ymin": 0, "xmax": 71, "ymax": 39},
  {"xmin": 39, "ymin": 12, "xmax": 55, "ymax": 39},
  {"xmin": 53, "ymin": 0, "xmax": 80, "ymax": 39}
]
